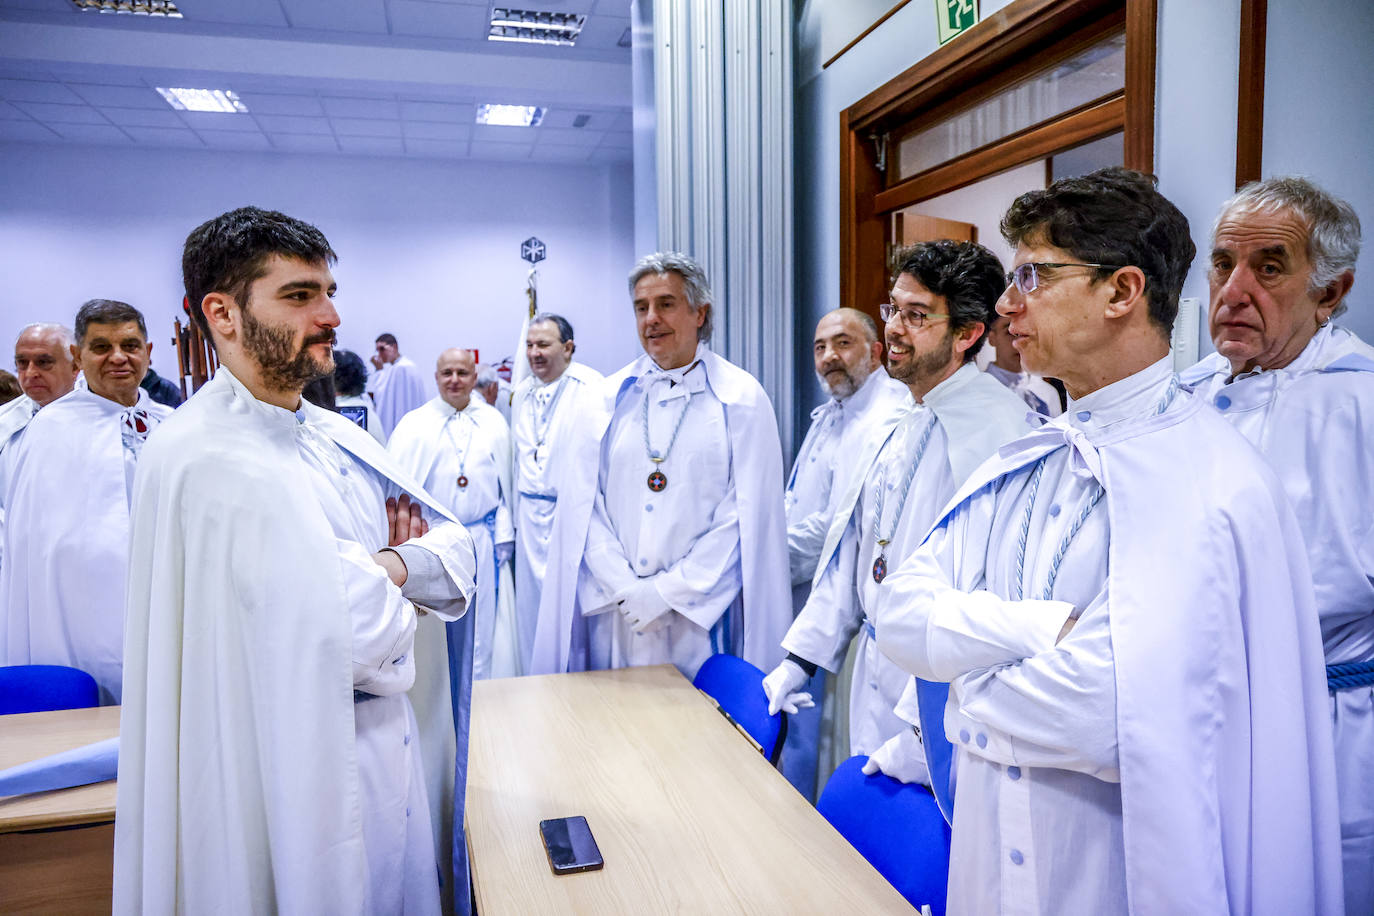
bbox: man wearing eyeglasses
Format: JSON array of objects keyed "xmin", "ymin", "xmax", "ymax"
[
  {"xmin": 763, "ymin": 241, "xmax": 1029, "ymax": 792},
  {"xmin": 1180, "ymin": 176, "xmax": 1372, "ymax": 915},
  {"xmin": 875, "ymin": 168, "xmax": 1341, "ymax": 913}
]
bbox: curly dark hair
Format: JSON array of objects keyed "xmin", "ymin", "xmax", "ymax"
[
  {"xmin": 332, "ymin": 349, "xmax": 369, "ymax": 397},
  {"xmin": 1000, "ymin": 167, "xmax": 1194, "ymax": 334},
  {"xmin": 890, "ymin": 239, "xmax": 1006, "ymax": 363},
  {"xmin": 182, "ymin": 206, "xmax": 337, "ymax": 343}
]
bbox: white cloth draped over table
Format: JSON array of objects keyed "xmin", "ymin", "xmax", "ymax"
[
  {"xmin": 530, "ymin": 345, "xmax": 790, "ymax": 678},
  {"xmin": 371, "ymin": 356, "xmax": 429, "ymax": 437},
  {"xmin": 1, "ymin": 385, "xmax": 171, "ymax": 703},
  {"xmin": 1183, "ymin": 322, "xmax": 1374, "ymax": 914},
  {"xmin": 787, "ymin": 363, "xmax": 1029, "ymax": 762},
  {"xmin": 114, "ymin": 368, "xmax": 477, "ymax": 916},
  {"xmin": 0, "ymin": 393, "xmax": 38, "ymax": 569},
  {"xmin": 510, "ymin": 361, "xmax": 604, "ymax": 673},
  {"xmin": 389, "ymin": 396, "xmax": 518, "ymax": 680},
  {"xmin": 877, "ymin": 358, "xmax": 1343, "ymax": 915}
]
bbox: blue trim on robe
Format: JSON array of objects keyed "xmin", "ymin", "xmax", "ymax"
[{"xmin": 446, "ymin": 603, "xmax": 477, "ymax": 915}]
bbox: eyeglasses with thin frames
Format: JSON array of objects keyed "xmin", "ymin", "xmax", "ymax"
[
  {"xmin": 879, "ymin": 301, "xmax": 952, "ymax": 329},
  {"xmin": 1006, "ymin": 261, "xmax": 1125, "ymax": 295}
]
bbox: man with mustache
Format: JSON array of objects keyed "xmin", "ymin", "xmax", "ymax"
[
  {"xmin": 1181, "ymin": 176, "xmax": 1373, "ymax": 914},
  {"xmin": 529, "ymin": 252, "xmax": 790, "ymax": 678},
  {"xmin": 509, "ymin": 312, "xmax": 602, "ymax": 672},
  {"xmin": 764, "ymin": 242, "xmax": 1028, "ymax": 791},
  {"xmin": 115, "ymin": 206, "xmax": 479, "ymax": 915},
  {"xmin": 877, "ymin": 169, "xmax": 1341, "ymax": 913},
  {"xmin": 1, "ymin": 300, "xmax": 171, "ymax": 703}
]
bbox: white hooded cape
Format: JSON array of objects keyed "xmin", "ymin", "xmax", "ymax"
[
  {"xmin": 372, "ymin": 355, "xmax": 429, "ymax": 436},
  {"xmin": 114, "ymin": 370, "xmax": 474, "ymax": 915},
  {"xmin": 529, "ymin": 348, "xmax": 791, "ymax": 674},
  {"xmin": 897, "ymin": 391, "xmax": 1343, "ymax": 914}
]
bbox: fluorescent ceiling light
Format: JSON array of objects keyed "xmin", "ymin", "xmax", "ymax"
[
  {"xmin": 71, "ymin": 0, "xmax": 183, "ymax": 16},
  {"xmin": 488, "ymin": 7, "xmax": 584, "ymax": 46},
  {"xmin": 476, "ymin": 104, "xmax": 545, "ymax": 128},
  {"xmin": 156, "ymin": 88, "xmax": 248, "ymax": 114}
]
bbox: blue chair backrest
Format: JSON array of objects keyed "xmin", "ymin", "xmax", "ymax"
[
  {"xmin": 692, "ymin": 653, "xmax": 784, "ymax": 763},
  {"xmin": 817, "ymin": 755, "xmax": 952, "ymax": 915},
  {"xmin": 0, "ymin": 665, "xmax": 100, "ymax": 715}
]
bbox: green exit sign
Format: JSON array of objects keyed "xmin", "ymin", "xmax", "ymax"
[{"xmin": 936, "ymin": 0, "xmax": 979, "ymax": 45}]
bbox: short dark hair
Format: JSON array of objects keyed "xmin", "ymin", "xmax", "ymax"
[
  {"xmin": 375, "ymin": 333, "xmax": 397, "ymax": 348},
  {"xmin": 332, "ymin": 348, "xmax": 368, "ymax": 397},
  {"xmin": 182, "ymin": 206, "xmax": 337, "ymax": 342},
  {"xmin": 532, "ymin": 312, "xmax": 574, "ymax": 344},
  {"xmin": 890, "ymin": 240, "xmax": 1006, "ymax": 363},
  {"xmin": 1000, "ymin": 167, "xmax": 1194, "ymax": 334},
  {"xmin": 0, "ymin": 369, "xmax": 20, "ymax": 404},
  {"xmin": 75, "ymin": 299, "xmax": 147, "ymax": 345}
]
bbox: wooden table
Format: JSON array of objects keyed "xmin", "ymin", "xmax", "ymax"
[
  {"xmin": 466, "ymin": 665, "xmax": 913, "ymax": 914},
  {"xmin": 0, "ymin": 706, "xmax": 120, "ymax": 915}
]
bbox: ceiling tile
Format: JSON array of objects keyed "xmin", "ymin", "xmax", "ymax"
[
  {"xmin": 281, "ymin": 0, "xmax": 389, "ymax": 34},
  {"xmin": 332, "ymin": 116, "xmax": 401, "ymax": 137},
  {"xmin": 321, "ymin": 96, "xmax": 398, "ymax": 119},
  {"xmin": 235, "ymin": 93, "xmax": 325, "ymax": 117},
  {"xmin": 0, "ymin": 0, "xmax": 65, "ymax": 11},
  {"xmin": 14, "ymin": 101, "xmax": 106, "ymax": 124},
  {"xmin": 68, "ymin": 84, "xmax": 166, "ymax": 109},
  {"xmin": 399, "ymin": 100, "xmax": 471, "ymax": 122},
  {"xmin": 336, "ymin": 135, "xmax": 404, "ymax": 155},
  {"xmin": 531, "ymin": 145, "xmax": 593, "ymax": 163},
  {"xmin": 608, "ymin": 111, "xmax": 632, "ymax": 131},
  {"xmin": 402, "ymin": 120, "xmax": 469, "ymax": 140},
  {"xmin": 49, "ymin": 122, "xmax": 131, "ymax": 144},
  {"xmin": 539, "ymin": 108, "xmax": 611, "ymax": 130},
  {"xmin": 178, "ymin": 111, "xmax": 261, "ymax": 132},
  {"xmin": 255, "ymin": 113, "xmax": 334, "ymax": 135},
  {"xmin": 0, "ymin": 120, "xmax": 60, "ymax": 141},
  {"xmin": 590, "ymin": 0, "xmax": 632, "ymax": 17},
  {"xmin": 121, "ymin": 125, "xmax": 206, "ymax": 147},
  {"xmin": 535, "ymin": 126, "xmax": 601, "ymax": 148},
  {"xmin": 103, "ymin": 107, "xmax": 185, "ymax": 128},
  {"xmin": 589, "ymin": 145, "xmax": 632, "ymax": 163},
  {"xmin": 173, "ymin": 0, "xmax": 291, "ymax": 26},
  {"xmin": 0, "ymin": 78, "xmax": 84, "ymax": 105},
  {"xmin": 405, "ymin": 137, "xmax": 467, "ymax": 158},
  {"xmin": 389, "ymin": 0, "xmax": 486, "ymax": 38},
  {"xmin": 600, "ymin": 129, "xmax": 630, "ymax": 149},
  {"xmin": 198, "ymin": 130, "xmax": 273, "ymax": 150},
  {"xmin": 470, "ymin": 140, "xmax": 533, "ymax": 161},
  {"xmin": 577, "ymin": 16, "xmax": 630, "ymax": 50},
  {"xmin": 269, "ymin": 133, "xmax": 340, "ymax": 153},
  {"xmin": 472, "ymin": 123, "xmax": 536, "ymax": 143},
  {"xmin": 0, "ymin": 100, "xmax": 30, "ymax": 120}
]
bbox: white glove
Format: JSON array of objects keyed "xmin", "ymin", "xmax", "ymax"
[
  {"xmin": 861, "ymin": 726, "xmax": 930, "ymax": 785},
  {"xmin": 762, "ymin": 659, "xmax": 815, "ymax": 716},
  {"xmin": 616, "ymin": 578, "xmax": 673, "ymax": 634},
  {"xmin": 494, "ymin": 540, "xmax": 515, "ymax": 567}
]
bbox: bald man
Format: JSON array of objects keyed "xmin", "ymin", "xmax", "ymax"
[{"xmin": 388, "ymin": 348, "xmax": 517, "ymax": 680}]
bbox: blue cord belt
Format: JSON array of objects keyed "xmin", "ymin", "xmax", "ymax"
[
  {"xmin": 519, "ymin": 490, "xmax": 557, "ymax": 502},
  {"xmin": 1328, "ymin": 660, "xmax": 1374, "ymax": 692}
]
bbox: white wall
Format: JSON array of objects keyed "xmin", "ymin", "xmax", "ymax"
[
  {"xmin": 0, "ymin": 143, "xmax": 639, "ymax": 395},
  {"xmin": 906, "ymin": 159, "xmax": 1049, "ymax": 270}
]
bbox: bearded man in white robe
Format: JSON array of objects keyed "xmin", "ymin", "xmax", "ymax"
[
  {"xmin": 0, "ymin": 323, "xmax": 79, "ymax": 567},
  {"xmin": 1181, "ymin": 176, "xmax": 1374, "ymax": 915},
  {"xmin": 2, "ymin": 300, "xmax": 171, "ymax": 703},
  {"xmin": 114, "ymin": 206, "xmax": 479, "ymax": 916},
  {"xmin": 371, "ymin": 332, "xmax": 428, "ymax": 435},
  {"xmin": 530, "ymin": 252, "xmax": 790, "ymax": 679},
  {"xmin": 765, "ymin": 244, "xmax": 1028, "ymax": 795},
  {"xmin": 876, "ymin": 169, "xmax": 1343, "ymax": 914},
  {"xmin": 390, "ymin": 347, "xmax": 519, "ymax": 680},
  {"xmin": 510, "ymin": 312, "xmax": 603, "ymax": 672}
]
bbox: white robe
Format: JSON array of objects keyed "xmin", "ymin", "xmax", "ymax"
[
  {"xmin": 1182, "ymin": 322, "xmax": 1374, "ymax": 914},
  {"xmin": 985, "ymin": 363, "xmax": 1062, "ymax": 416},
  {"xmin": 510, "ymin": 361, "xmax": 604, "ymax": 672},
  {"xmin": 372, "ymin": 356, "xmax": 429, "ymax": 437},
  {"xmin": 388, "ymin": 396, "xmax": 518, "ymax": 680},
  {"xmin": 114, "ymin": 368, "xmax": 477, "ymax": 916},
  {"xmin": 1, "ymin": 386, "xmax": 171, "ymax": 703},
  {"xmin": 878, "ymin": 359, "xmax": 1343, "ymax": 914},
  {"xmin": 786, "ymin": 364, "xmax": 1029, "ymax": 760},
  {"xmin": 530, "ymin": 346, "xmax": 790, "ymax": 678},
  {"xmin": 0, "ymin": 394, "xmax": 38, "ymax": 569}
]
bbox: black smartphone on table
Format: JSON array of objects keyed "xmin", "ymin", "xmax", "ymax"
[{"xmin": 539, "ymin": 815, "xmax": 604, "ymax": 875}]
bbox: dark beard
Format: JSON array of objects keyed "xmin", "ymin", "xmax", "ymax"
[
  {"xmin": 241, "ymin": 306, "xmax": 334, "ymax": 392},
  {"xmin": 887, "ymin": 328, "xmax": 954, "ymax": 385}
]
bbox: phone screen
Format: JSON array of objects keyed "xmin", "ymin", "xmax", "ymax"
[{"xmin": 540, "ymin": 816, "xmax": 604, "ymax": 875}]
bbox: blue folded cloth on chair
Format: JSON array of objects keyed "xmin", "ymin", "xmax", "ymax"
[{"xmin": 0, "ymin": 737, "xmax": 119, "ymax": 796}]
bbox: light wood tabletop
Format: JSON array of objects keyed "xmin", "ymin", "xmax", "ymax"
[
  {"xmin": 0, "ymin": 705, "xmax": 120, "ymax": 833},
  {"xmin": 466, "ymin": 665, "xmax": 914, "ymax": 914}
]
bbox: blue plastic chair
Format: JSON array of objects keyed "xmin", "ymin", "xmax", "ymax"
[
  {"xmin": 692, "ymin": 653, "xmax": 786, "ymax": 764},
  {"xmin": 0, "ymin": 665, "xmax": 100, "ymax": 715},
  {"xmin": 817, "ymin": 755, "xmax": 952, "ymax": 915}
]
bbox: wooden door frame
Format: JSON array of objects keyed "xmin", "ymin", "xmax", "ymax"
[{"xmin": 840, "ymin": 0, "xmax": 1158, "ymax": 315}]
